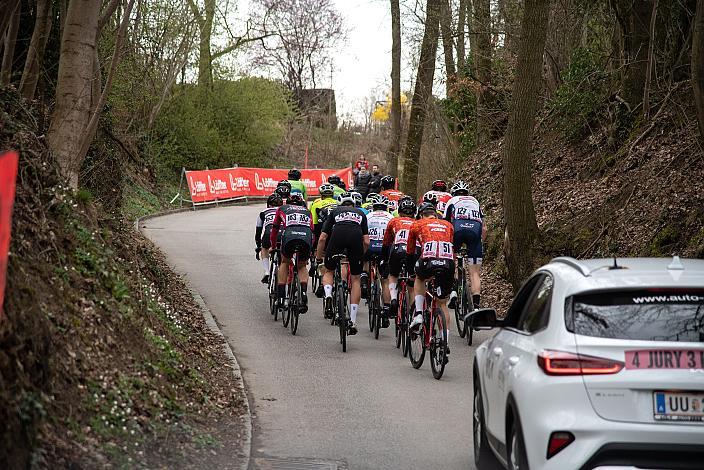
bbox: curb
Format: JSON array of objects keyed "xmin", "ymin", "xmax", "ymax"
[{"xmin": 135, "ymin": 209, "xmax": 254, "ymax": 470}]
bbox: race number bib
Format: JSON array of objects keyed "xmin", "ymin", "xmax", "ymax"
[
  {"xmin": 394, "ymin": 228, "xmax": 409, "ymax": 245},
  {"xmin": 264, "ymin": 212, "xmax": 276, "ymax": 227},
  {"xmin": 422, "ymin": 241, "xmax": 453, "ymax": 259},
  {"xmin": 368, "ymin": 227, "xmax": 385, "ymax": 241},
  {"xmin": 455, "ymin": 206, "xmax": 482, "ymax": 220},
  {"xmin": 286, "ymin": 212, "xmax": 311, "ymax": 226}
]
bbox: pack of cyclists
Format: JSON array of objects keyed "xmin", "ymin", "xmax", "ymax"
[{"xmin": 255, "ymin": 170, "xmax": 487, "ymax": 363}]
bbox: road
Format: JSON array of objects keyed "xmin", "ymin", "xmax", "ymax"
[{"xmin": 143, "ymin": 204, "xmax": 495, "ymax": 470}]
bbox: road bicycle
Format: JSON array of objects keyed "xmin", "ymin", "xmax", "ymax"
[
  {"xmin": 268, "ymin": 249, "xmax": 280, "ymax": 320},
  {"xmin": 331, "ymin": 253, "xmax": 350, "ymax": 352},
  {"xmin": 394, "ymin": 266, "xmax": 412, "ymax": 357},
  {"xmin": 368, "ymin": 257, "xmax": 383, "ymax": 339},
  {"xmin": 309, "ymin": 257, "xmax": 320, "ymax": 298},
  {"xmin": 281, "ymin": 250, "xmax": 304, "ymax": 335},
  {"xmin": 453, "ymin": 247, "xmax": 471, "ymax": 342},
  {"xmin": 408, "ymin": 276, "xmax": 449, "ymax": 380}
]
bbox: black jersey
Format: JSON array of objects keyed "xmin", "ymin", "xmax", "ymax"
[{"xmin": 321, "ymin": 205, "xmax": 369, "ymax": 236}]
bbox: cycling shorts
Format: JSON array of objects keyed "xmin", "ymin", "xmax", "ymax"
[
  {"xmin": 415, "ymin": 258, "xmax": 455, "ymax": 299},
  {"xmin": 388, "ymin": 247, "xmax": 407, "ymax": 277},
  {"xmin": 364, "ymin": 251, "xmax": 388, "ymax": 278},
  {"xmin": 281, "ymin": 227, "xmax": 313, "ymax": 261},
  {"xmin": 324, "ymin": 226, "xmax": 364, "ymax": 275},
  {"xmin": 453, "ymin": 220, "xmax": 483, "ymax": 265},
  {"xmin": 261, "ymin": 227, "xmax": 273, "ymax": 249}
]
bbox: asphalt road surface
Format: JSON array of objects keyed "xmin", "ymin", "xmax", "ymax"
[{"xmin": 143, "ymin": 204, "xmax": 496, "ymax": 470}]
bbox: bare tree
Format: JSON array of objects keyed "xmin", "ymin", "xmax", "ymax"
[
  {"xmin": 401, "ymin": 0, "xmax": 441, "ymax": 199},
  {"xmin": 611, "ymin": 0, "xmax": 652, "ymax": 109},
  {"xmin": 388, "ymin": 0, "xmax": 402, "ymax": 177},
  {"xmin": 474, "ymin": 0, "xmax": 492, "ymax": 144},
  {"xmin": 252, "ymin": 0, "xmax": 344, "ymax": 96},
  {"xmin": 694, "ymin": 0, "xmax": 704, "ymax": 142},
  {"xmin": 0, "ymin": 1, "xmax": 20, "ymax": 86},
  {"xmin": 439, "ymin": 0, "xmax": 456, "ymax": 96},
  {"xmin": 502, "ymin": 0, "xmax": 551, "ymax": 291},
  {"xmin": 456, "ymin": 0, "xmax": 467, "ymax": 76},
  {"xmin": 19, "ymin": 0, "xmax": 53, "ymax": 100}
]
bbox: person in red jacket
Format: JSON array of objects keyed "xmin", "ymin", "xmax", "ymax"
[
  {"xmin": 354, "ymin": 154, "xmax": 370, "ymax": 174},
  {"xmin": 270, "ymin": 193, "xmax": 314, "ymax": 313},
  {"xmin": 406, "ymin": 202, "xmax": 455, "ymax": 354}
]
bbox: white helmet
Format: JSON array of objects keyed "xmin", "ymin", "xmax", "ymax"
[
  {"xmin": 450, "ymin": 180, "xmax": 470, "ymax": 196},
  {"xmin": 319, "ymin": 182, "xmax": 335, "ymax": 196},
  {"xmin": 350, "ymin": 191, "xmax": 363, "ymax": 206},
  {"xmin": 337, "ymin": 191, "xmax": 355, "ymax": 205}
]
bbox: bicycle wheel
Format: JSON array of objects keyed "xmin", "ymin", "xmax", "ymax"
[
  {"xmin": 337, "ymin": 282, "xmax": 347, "ymax": 352},
  {"xmin": 290, "ymin": 276, "xmax": 300, "ymax": 335},
  {"xmin": 402, "ymin": 284, "xmax": 412, "ymax": 358},
  {"xmin": 368, "ymin": 276, "xmax": 375, "ymax": 333},
  {"xmin": 466, "ymin": 297, "xmax": 475, "ymax": 346},
  {"xmin": 269, "ymin": 257, "xmax": 278, "ymax": 316},
  {"xmin": 372, "ymin": 276, "xmax": 382, "ymax": 340},
  {"xmin": 282, "ymin": 268, "xmax": 292, "ymax": 328},
  {"xmin": 394, "ymin": 281, "xmax": 403, "ymax": 349},
  {"xmin": 430, "ymin": 308, "xmax": 447, "ymax": 380},
  {"xmin": 409, "ymin": 312, "xmax": 426, "ymax": 369},
  {"xmin": 454, "ymin": 275, "xmax": 467, "ymax": 338}
]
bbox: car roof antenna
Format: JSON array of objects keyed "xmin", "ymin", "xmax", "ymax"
[{"xmin": 609, "ymin": 256, "xmax": 622, "ymax": 270}]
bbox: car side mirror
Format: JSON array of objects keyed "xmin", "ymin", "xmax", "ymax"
[{"xmin": 463, "ymin": 308, "xmax": 499, "ymax": 330}]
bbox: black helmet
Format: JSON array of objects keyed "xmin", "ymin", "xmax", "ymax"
[
  {"xmin": 338, "ymin": 180, "xmax": 347, "ymax": 190},
  {"xmin": 398, "ymin": 198, "xmax": 417, "ymax": 216},
  {"xmin": 288, "ymin": 168, "xmax": 301, "ymax": 180},
  {"xmin": 276, "ymin": 180, "xmax": 291, "ymax": 198},
  {"xmin": 288, "ymin": 193, "xmax": 306, "ymax": 206},
  {"xmin": 417, "ymin": 202, "xmax": 436, "ymax": 216},
  {"xmin": 380, "ymin": 175, "xmax": 395, "ymax": 190},
  {"xmin": 327, "ymin": 175, "xmax": 342, "ymax": 185},
  {"xmin": 267, "ymin": 193, "xmax": 283, "ymax": 207},
  {"xmin": 431, "ymin": 180, "xmax": 448, "ymax": 192}
]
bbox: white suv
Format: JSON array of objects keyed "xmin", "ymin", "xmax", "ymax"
[{"xmin": 471, "ymin": 257, "xmax": 704, "ymax": 470}]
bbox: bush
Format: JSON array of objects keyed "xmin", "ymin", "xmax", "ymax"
[{"xmin": 151, "ymin": 77, "xmax": 292, "ymax": 173}]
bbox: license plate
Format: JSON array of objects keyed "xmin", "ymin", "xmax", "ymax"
[
  {"xmin": 653, "ymin": 391, "xmax": 704, "ymax": 422},
  {"xmin": 625, "ymin": 349, "xmax": 704, "ymax": 370}
]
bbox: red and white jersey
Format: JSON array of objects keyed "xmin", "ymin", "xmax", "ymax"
[
  {"xmin": 381, "ymin": 189, "xmax": 405, "ymax": 211},
  {"xmin": 420, "ymin": 190, "xmax": 452, "ymax": 213},
  {"xmin": 383, "ymin": 216, "xmax": 415, "ymax": 249},
  {"xmin": 406, "ymin": 217, "xmax": 454, "ymax": 259}
]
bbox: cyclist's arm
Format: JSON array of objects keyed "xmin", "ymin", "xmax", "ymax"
[
  {"xmin": 443, "ymin": 203, "xmax": 453, "ymax": 222},
  {"xmin": 382, "ymin": 221, "xmax": 394, "ymax": 247},
  {"xmin": 255, "ymin": 213, "xmax": 264, "ymax": 248},
  {"xmin": 361, "ymin": 214, "xmax": 370, "ymax": 251},
  {"xmin": 269, "ymin": 209, "xmax": 282, "ymax": 248},
  {"xmin": 481, "ymin": 219, "xmax": 487, "ymax": 242}
]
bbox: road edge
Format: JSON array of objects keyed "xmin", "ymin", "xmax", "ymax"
[{"xmin": 135, "ymin": 210, "xmax": 253, "ymax": 470}]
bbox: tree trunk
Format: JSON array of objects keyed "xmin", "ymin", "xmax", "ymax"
[
  {"xmin": 0, "ymin": 1, "xmax": 20, "ymax": 86},
  {"xmin": 474, "ymin": 0, "xmax": 492, "ymax": 144},
  {"xmin": 0, "ymin": 0, "xmax": 20, "ymax": 42},
  {"xmin": 502, "ymin": 0, "xmax": 550, "ymax": 292},
  {"xmin": 400, "ymin": 0, "xmax": 441, "ymax": 199},
  {"xmin": 612, "ymin": 0, "xmax": 652, "ymax": 109},
  {"xmin": 198, "ymin": 0, "xmax": 214, "ymax": 89},
  {"xmin": 693, "ymin": 0, "xmax": 704, "ymax": 142},
  {"xmin": 440, "ymin": 0, "xmax": 456, "ymax": 96},
  {"xmin": 467, "ymin": 0, "xmax": 474, "ymax": 76},
  {"xmin": 388, "ymin": 0, "xmax": 402, "ymax": 177},
  {"xmin": 19, "ymin": 0, "xmax": 53, "ymax": 100},
  {"xmin": 457, "ymin": 0, "xmax": 466, "ymax": 76},
  {"xmin": 47, "ymin": 0, "xmax": 101, "ymax": 188},
  {"xmin": 642, "ymin": 0, "xmax": 658, "ymax": 120}
]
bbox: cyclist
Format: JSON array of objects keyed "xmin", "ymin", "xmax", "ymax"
[
  {"xmin": 444, "ymin": 180, "xmax": 486, "ymax": 311},
  {"xmin": 350, "ymin": 190, "xmax": 369, "ymax": 215},
  {"xmin": 364, "ymin": 195, "xmax": 394, "ymax": 327},
  {"xmin": 425, "ymin": 180, "xmax": 453, "ymax": 214},
  {"xmin": 310, "ymin": 183, "xmax": 339, "ymax": 297},
  {"xmin": 276, "ymin": 180, "xmax": 292, "ymax": 202},
  {"xmin": 287, "ymin": 169, "xmax": 308, "ymax": 202},
  {"xmin": 328, "ymin": 175, "xmax": 346, "ymax": 197},
  {"xmin": 270, "ymin": 193, "xmax": 313, "ymax": 313},
  {"xmin": 379, "ymin": 175, "xmax": 405, "ymax": 211},
  {"xmin": 255, "ymin": 193, "xmax": 284, "ymax": 284},
  {"xmin": 382, "ymin": 197, "xmax": 417, "ymax": 318},
  {"xmin": 407, "ymin": 202, "xmax": 455, "ymax": 354},
  {"xmin": 316, "ymin": 192, "xmax": 370, "ymax": 334},
  {"xmin": 362, "ymin": 192, "xmax": 379, "ymax": 211}
]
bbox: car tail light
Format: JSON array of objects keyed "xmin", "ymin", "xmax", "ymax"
[
  {"xmin": 538, "ymin": 350, "xmax": 624, "ymax": 375},
  {"xmin": 546, "ymin": 431, "xmax": 574, "ymax": 459}
]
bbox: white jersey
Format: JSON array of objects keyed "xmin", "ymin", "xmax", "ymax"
[
  {"xmin": 366, "ymin": 210, "xmax": 394, "ymax": 249},
  {"xmin": 444, "ymin": 195, "xmax": 483, "ymax": 222}
]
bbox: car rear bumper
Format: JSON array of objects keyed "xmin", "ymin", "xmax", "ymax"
[{"xmin": 582, "ymin": 443, "xmax": 704, "ymax": 470}]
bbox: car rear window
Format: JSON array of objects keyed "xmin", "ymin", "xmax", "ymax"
[{"xmin": 568, "ymin": 289, "xmax": 704, "ymax": 342}]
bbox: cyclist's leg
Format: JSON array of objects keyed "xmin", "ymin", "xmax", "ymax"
[
  {"xmin": 278, "ymin": 254, "xmax": 291, "ymax": 303},
  {"xmin": 347, "ymin": 235, "xmax": 365, "ymax": 332},
  {"xmin": 434, "ymin": 262, "xmax": 455, "ymax": 341},
  {"xmin": 466, "ymin": 223, "xmax": 483, "ymax": 310},
  {"xmin": 322, "ymin": 235, "xmax": 341, "ymax": 318},
  {"xmin": 296, "ymin": 240, "xmax": 312, "ymax": 312}
]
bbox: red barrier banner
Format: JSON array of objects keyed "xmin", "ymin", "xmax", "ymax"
[
  {"xmin": 185, "ymin": 167, "xmax": 353, "ymax": 204},
  {"xmin": 0, "ymin": 151, "xmax": 19, "ymax": 317}
]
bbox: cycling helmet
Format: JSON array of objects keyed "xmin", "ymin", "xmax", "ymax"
[
  {"xmin": 350, "ymin": 191, "xmax": 363, "ymax": 207},
  {"xmin": 267, "ymin": 193, "xmax": 283, "ymax": 207},
  {"xmin": 319, "ymin": 183, "xmax": 335, "ymax": 197},
  {"xmin": 288, "ymin": 193, "xmax": 305, "ymax": 206},
  {"xmin": 338, "ymin": 181, "xmax": 347, "ymax": 190},
  {"xmin": 275, "ymin": 184, "xmax": 291, "ymax": 199},
  {"xmin": 398, "ymin": 198, "xmax": 417, "ymax": 216},
  {"xmin": 366, "ymin": 192, "xmax": 380, "ymax": 204},
  {"xmin": 431, "ymin": 180, "xmax": 448, "ymax": 192},
  {"xmin": 372, "ymin": 195, "xmax": 389, "ymax": 210},
  {"xmin": 327, "ymin": 175, "xmax": 342, "ymax": 185},
  {"xmin": 380, "ymin": 175, "xmax": 395, "ymax": 189},
  {"xmin": 337, "ymin": 191, "xmax": 355, "ymax": 206},
  {"xmin": 450, "ymin": 180, "xmax": 470, "ymax": 196},
  {"xmin": 288, "ymin": 168, "xmax": 301, "ymax": 180},
  {"xmin": 417, "ymin": 202, "xmax": 436, "ymax": 216},
  {"xmin": 422, "ymin": 191, "xmax": 439, "ymax": 205}
]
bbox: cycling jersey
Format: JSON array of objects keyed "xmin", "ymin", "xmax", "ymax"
[
  {"xmin": 444, "ymin": 195, "xmax": 484, "ymax": 265},
  {"xmin": 332, "ymin": 185, "xmax": 345, "ymax": 198},
  {"xmin": 381, "ymin": 189, "xmax": 405, "ymax": 211},
  {"xmin": 420, "ymin": 190, "xmax": 452, "ymax": 213},
  {"xmin": 255, "ymin": 207, "xmax": 279, "ymax": 249},
  {"xmin": 407, "ymin": 217, "xmax": 455, "ymax": 298},
  {"xmin": 288, "ymin": 179, "xmax": 308, "ymax": 201},
  {"xmin": 383, "ymin": 216, "xmax": 415, "ymax": 277},
  {"xmin": 357, "ymin": 206, "xmax": 370, "ymax": 216},
  {"xmin": 366, "ymin": 210, "xmax": 393, "ymax": 254},
  {"xmin": 310, "ymin": 197, "xmax": 338, "ymax": 225},
  {"xmin": 321, "ymin": 206, "xmax": 368, "ymax": 275},
  {"xmin": 270, "ymin": 204, "xmax": 314, "ymax": 259}
]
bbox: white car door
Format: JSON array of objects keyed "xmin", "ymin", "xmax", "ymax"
[{"xmin": 483, "ymin": 274, "xmax": 552, "ymax": 443}]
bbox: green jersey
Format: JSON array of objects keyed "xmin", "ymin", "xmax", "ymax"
[
  {"xmin": 310, "ymin": 197, "xmax": 338, "ymax": 225},
  {"xmin": 288, "ymin": 179, "xmax": 308, "ymax": 201}
]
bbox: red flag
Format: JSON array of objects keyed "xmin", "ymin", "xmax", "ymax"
[{"xmin": 0, "ymin": 151, "xmax": 19, "ymax": 317}]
